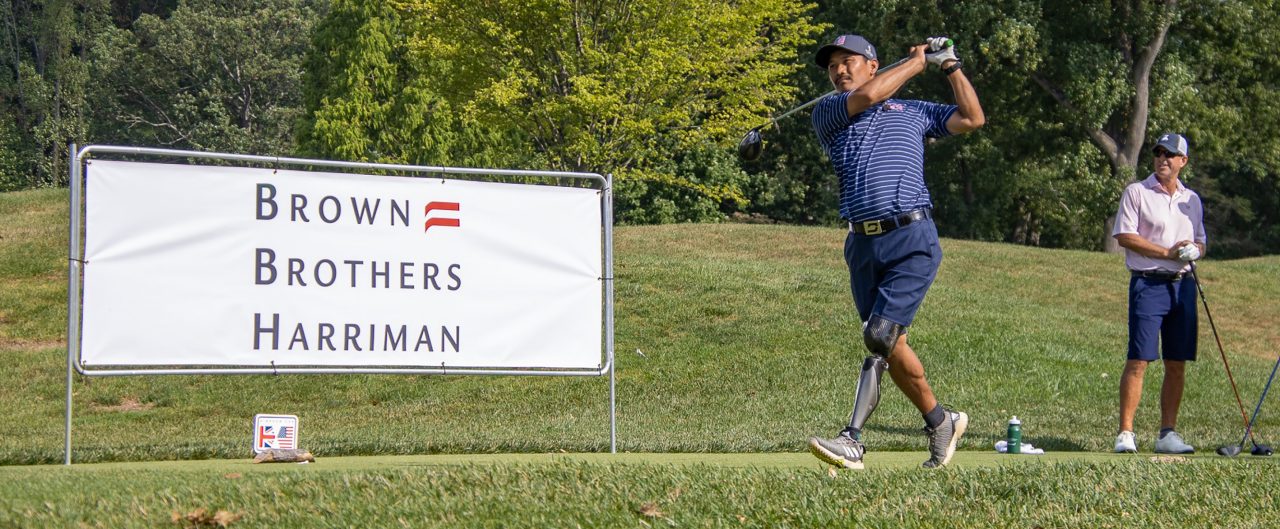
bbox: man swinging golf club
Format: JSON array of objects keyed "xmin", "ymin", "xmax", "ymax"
[
  {"xmin": 806, "ymin": 34, "xmax": 984, "ymax": 469},
  {"xmin": 1112, "ymin": 133, "xmax": 1205, "ymax": 454}
]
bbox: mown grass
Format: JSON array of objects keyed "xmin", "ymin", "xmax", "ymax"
[
  {"xmin": 1, "ymin": 456, "xmax": 1278, "ymax": 528},
  {"xmin": 0, "ymin": 187, "xmax": 67, "ymax": 346},
  {"xmin": 4, "ymin": 186, "xmax": 1280, "ymax": 526},
  {"xmin": 2, "ymin": 188, "xmax": 1280, "ymax": 464}
]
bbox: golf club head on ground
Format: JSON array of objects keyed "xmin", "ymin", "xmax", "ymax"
[
  {"xmin": 1217, "ymin": 444, "xmax": 1243, "ymax": 457},
  {"xmin": 1252, "ymin": 444, "xmax": 1273, "ymax": 456},
  {"xmin": 738, "ymin": 128, "xmax": 764, "ymax": 161}
]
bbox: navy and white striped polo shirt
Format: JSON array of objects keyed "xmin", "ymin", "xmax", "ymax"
[{"xmin": 812, "ymin": 92, "xmax": 956, "ymax": 222}]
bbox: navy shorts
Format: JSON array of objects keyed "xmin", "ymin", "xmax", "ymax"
[
  {"xmin": 1127, "ymin": 275, "xmax": 1198, "ymax": 362},
  {"xmin": 844, "ymin": 219, "xmax": 942, "ymax": 326}
]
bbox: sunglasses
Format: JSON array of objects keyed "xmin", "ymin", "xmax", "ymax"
[
  {"xmin": 829, "ymin": 54, "xmax": 870, "ymax": 71},
  {"xmin": 1153, "ymin": 149, "xmax": 1180, "ymax": 158}
]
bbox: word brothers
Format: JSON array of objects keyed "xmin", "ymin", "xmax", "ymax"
[{"xmin": 253, "ymin": 313, "xmax": 460, "ymax": 353}]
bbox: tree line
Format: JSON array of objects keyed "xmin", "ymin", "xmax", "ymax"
[{"xmin": 4, "ymin": 0, "xmax": 1278, "ymax": 256}]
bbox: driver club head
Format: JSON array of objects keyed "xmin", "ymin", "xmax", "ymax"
[
  {"xmin": 1252, "ymin": 444, "xmax": 1273, "ymax": 456},
  {"xmin": 1217, "ymin": 444, "xmax": 1243, "ymax": 457},
  {"xmin": 738, "ymin": 128, "xmax": 764, "ymax": 161}
]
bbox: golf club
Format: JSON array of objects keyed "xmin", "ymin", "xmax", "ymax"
[
  {"xmin": 1190, "ymin": 261, "xmax": 1275, "ymax": 457},
  {"xmin": 1228, "ymin": 354, "xmax": 1280, "ymax": 457},
  {"xmin": 738, "ymin": 39, "xmax": 951, "ymax": 161}
]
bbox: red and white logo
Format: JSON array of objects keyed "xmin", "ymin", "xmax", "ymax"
[{"xmin": 424, "ymin": 201, "xmax": 460, "ymax": 232}]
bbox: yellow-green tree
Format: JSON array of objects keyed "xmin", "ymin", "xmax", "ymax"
[
  {"xmin": 389, "ymin": 0, "xmax": 824, "ymax": 221},
  {"xmin": 299, "ymin": 0, "xmax": 519, "ymax": 168}
]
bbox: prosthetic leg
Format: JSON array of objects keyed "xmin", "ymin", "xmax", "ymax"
[
  {"xmin": 808, "ymin": 315, "xmax": 904, "ymax": 469},
  {"xmin": 846, "ymin": 355, "xmax": 887, "ymax": 439},
  {"xmin": 845, "ymin": 315, "xmax": 903, "ymax": 439}
]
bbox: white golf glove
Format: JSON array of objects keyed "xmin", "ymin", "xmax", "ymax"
[
  {"xmin": 1177, "ymin": 244, "xmax": 1201, "ymax": 262},
  {"xmin": 925, "ymin": 36, "xmax": 958, "ymax": 68}
]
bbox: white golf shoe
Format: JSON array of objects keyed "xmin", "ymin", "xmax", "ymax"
[
  {"xmin": 1114, "ymin": 430, "xmax": 1137, "ymax": 453},
  {"xmin": 1154, "ymin": 430, "xmax": 1195, "ymax": 454},
  {"xmin": 808, "ymin": 432, "xmax": 865, "ymax": 469}
]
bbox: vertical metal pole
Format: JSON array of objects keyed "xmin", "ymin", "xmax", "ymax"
[
  {"xmin": 604, "ymin": 174, "xmax": 616, "ymax": 453},
  {"xmin": 65, "ymin": 144, "xmax": 81, "ymax": 465}
]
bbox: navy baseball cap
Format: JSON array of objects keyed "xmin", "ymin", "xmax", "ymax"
[
  {"xmin": 815, "ymin": 34, "xmax": 877, "ymax": 68},
  {"xmin": 1153, "ymin": 133, "xmax": 1189, "ymax": 156}
]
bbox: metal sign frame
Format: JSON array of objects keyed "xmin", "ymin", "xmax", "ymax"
[{"xmin": 64, "ymin": 144, "xmax": 616, "ymax": 463}]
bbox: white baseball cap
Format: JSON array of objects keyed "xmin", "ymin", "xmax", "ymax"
[{"xmin": 1153, "ymin": 133, "xmax": 1189, "ymax": 157}]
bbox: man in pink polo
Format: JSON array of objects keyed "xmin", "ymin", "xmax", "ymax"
[{"xmin": 1111, "ymin": 133, "xmax": 1206, "ymax": 454}]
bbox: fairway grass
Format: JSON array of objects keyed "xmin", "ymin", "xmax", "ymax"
[
  {"xmin": 4, "ymin": 188, "xmax": 1280, "ymax": 526},
  {"xmin": 0, "ymin": 450, "xmax": 1161, "ymax": 472},
  {"xmin": 2, "ymin": 453, "xmax": 1278, "ymax": 528},
  {"xmin": 3, "ymin": 187, "xmax": 1280, "ymax": 463}
]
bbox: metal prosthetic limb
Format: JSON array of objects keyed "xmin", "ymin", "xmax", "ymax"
[
  {"xmin": 847, "ymin": 355, "xmax": 888, "ymax": 438},
  {"xmin": 846, "ymin": 315, "xmax": 904, "ymax": 439}
]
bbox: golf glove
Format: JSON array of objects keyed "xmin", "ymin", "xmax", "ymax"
[
  {"xmin": 925, "ymin": 37, "xmax": 958, "ymax": 68},
  {"xmin": 1177, "ymin": 244, "xmax": 1201, "ymax": 262}
]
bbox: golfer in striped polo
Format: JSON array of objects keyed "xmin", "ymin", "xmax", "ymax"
[{"xmin": 805, "ymin": 34, "xmax": 985, "ymax": 469}]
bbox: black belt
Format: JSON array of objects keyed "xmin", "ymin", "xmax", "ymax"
[
  {"xmin": 1132, "ymin": 270, "xmax": 1185, "ymax": 282},
  {"xmin": 849, "ymin": 209, "xmax": 931, "ymax": 236}
]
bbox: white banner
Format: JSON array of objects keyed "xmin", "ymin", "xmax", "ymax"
[{"xmin": 82, "ymin": 160, "xmax": 604, "ymax": 369}]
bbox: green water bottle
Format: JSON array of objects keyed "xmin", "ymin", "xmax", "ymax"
[{"xmin": 1007, "ymin": 416, "xmax": 1022, "ymax": 454}]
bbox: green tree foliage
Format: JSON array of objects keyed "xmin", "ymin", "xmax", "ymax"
[
  {"xmin": 935, "ymin": 0, "xmax": 1280, "ymax": 254},
  {"xmin": 106, "ymin": 0, "xmax": 178, "ymax": 28},
  {"xmin": 737, "ymin": 95, "xmax": 843, "ymax": 225},
  {"xmin": 0, "ymin": 0, "xmax": 111, "ymax": 189},
  {"xmin": 298, "ymin": 0, "xmax": 518, "ymax": 169},
  {"xmin": 1000, "ymin": 0, "xmax": 1177, "ymax": 250},
  {"xmin": 746, "ymin": 0, "xmax": 1280, "ymax": 254},
  {"xmin": 4, "ymin": 0, "xmax": 1280, "ymax": 256},
  {"xmin": 390, "ymin": 0, "xmax": 825, "ymax": 222},
  {"xmin": 758, "ymin": 0, "xmax": 1165, "ymax": 248},
  {"xmin": 91, "ymin": 0, "xmax": 321, "ymax": 155},
  {"xmin": 1167, "ymin": 0, "xmax": 1280, "ymax": 257}
]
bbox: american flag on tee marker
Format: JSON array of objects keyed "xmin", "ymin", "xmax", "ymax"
[
  {"xmin": 260, "ymin": 425, "xmax": 296, "ymax": 449},
  {"xmin": 275, "ymin": 426, "xmax": 294, "ymax": 449}
]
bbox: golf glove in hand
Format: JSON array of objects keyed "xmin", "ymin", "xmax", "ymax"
[
  {"xmin": 925, "ymin": 37, "xmax": 958, "ymax": 68},
  {"xmin": 1177, "ymin": 244, "xmax": 1201, "ymax": 262}
]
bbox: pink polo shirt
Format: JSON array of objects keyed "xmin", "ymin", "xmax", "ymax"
[{"xmin": 1112, "ymin": 174, "xmax": 1206, "ymax": 273}]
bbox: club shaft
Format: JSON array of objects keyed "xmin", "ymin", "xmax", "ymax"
[
  {"xmin": 1189, "ymin": 263, "xmax": 1254, "ymax": 435},
  {"xmin": 770, "ymin": 91, "xmax": 837, "ymax": 124},
  {"xmin": 758, "ymin": 57, "xmax": 911, "ymax": 129},
  {"xmin": 1241, "ymin": 353, "xmax": 1280, "ymax": 448}
]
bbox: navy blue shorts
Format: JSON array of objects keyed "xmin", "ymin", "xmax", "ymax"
[
  {"xmin": 1128, "ymin": 275, "xmax": 1198, "ymax": 362},
  {"xmin": 844, "ymin": 219, "xmax": 942, "ymax": 327}
]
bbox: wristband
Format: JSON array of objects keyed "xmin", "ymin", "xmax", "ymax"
[{"xmin": 943, "ymin": 61, "xmax": 963, "ymax": 76}]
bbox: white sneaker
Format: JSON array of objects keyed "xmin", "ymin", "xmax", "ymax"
[
  {"xmin": 1154, "ymin": 430, "xmax": 1195, "ymax": 454},
  {"xmin": 808, "ymin": 433, "xmax": 865, "ymax": 469},
  {"xmin": 1114, "ymin": 431, "xmax": 1137, "ymax": 453}
]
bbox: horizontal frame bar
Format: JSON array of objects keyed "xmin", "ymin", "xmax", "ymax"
[{"xmin": 77, "ymin": 145, "xmax": 607, "ymax": 186}]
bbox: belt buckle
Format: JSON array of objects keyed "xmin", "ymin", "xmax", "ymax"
[{"xmin": 862, "ymin": 220, "xmax": 883, "ymax": 235}]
